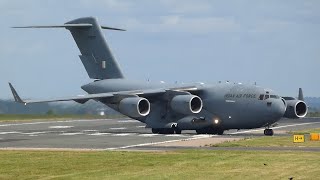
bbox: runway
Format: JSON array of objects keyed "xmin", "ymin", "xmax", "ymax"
[{"xmin": 0, "ymin": 118, "xmax": 319, "ymax": 151}]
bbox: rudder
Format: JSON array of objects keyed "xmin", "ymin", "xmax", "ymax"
[{"xmin": 65, "ymin": 17, "xmax": 124, "ymax": 80}]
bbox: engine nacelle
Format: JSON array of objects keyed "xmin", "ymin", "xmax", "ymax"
[
  {"xmin": 170, "ymin": 95, "xmax": 203, "ymax": 115},
  {"xmin": 284, "ymin": 100, "xmax": 308, "ymax": 119},
  {"xmin": 118, "ymin": 97, "xmax": 150, "ymax": 118}
]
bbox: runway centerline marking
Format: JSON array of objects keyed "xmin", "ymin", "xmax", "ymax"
[
  {"xmin": 20, "ymin": 132, "xmax": 48, "ymax": 135},
  {"xmin": 111, "ymin": 133, "xmax": 136, "ymax": 136},
  {"xmin": 82, "ymin": 130, "xmax": 98, "ymax": 132},
  {"xmin": 117, "ymin": 120, "xmax": 137, "ymax": 123},
  {"xmin": 60, "ymin": 132, "xmax": 83, "ymax": 136},
  {"xmin": 49, "ymin": 126, "xmax": 73, "ymax": 129},
  {"xmin": 88, "ymin": 133, "xmax": 111, "ymax": 136},
  {"xmin": 0, "ymin": 119, "xmax": 110, "ymax": 127},
  {"xmin": 136, "ymin": 126, "xmax": 146, "ymax": 128},
  {"xmin": 109, "ymin": 127, "xmax": 126, "ymax": 130},
  {"xmin": 165, "ymin": 134, "xmax": 186, "ymax": 137},
  {"xmin": 0, "ymin": 131, "xmax": 20, "ymax": 135},
  {"xmin": 139, "ymin": 134, "xmax": 159, "ymax": 137}
]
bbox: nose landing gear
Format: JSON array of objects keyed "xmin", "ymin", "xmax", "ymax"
[{"xmin": 264, "ymin": 129, "xmax": 274, "ymax": 136}]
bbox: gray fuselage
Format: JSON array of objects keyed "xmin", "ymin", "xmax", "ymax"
[{"xmin": 82, "ymin": 79, "xmax": 286, "ymax": 130}]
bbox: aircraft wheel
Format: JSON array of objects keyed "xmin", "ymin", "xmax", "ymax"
[
  {"xmin": 152, "ymin": 128, "xmax": 160, "ymax": 134},
  {"xmin": 158, "ymin": 129, "xmax": 166, "ymax": 134},
  {"xmin": 196, "ymin": 129, "xmax": 206, "ymax": 134},
  {"xmin": 217, "ymin": 129, "xmax": 224, "ymax": 135},
  {"xmin": 197, "ymin": 127, "xmax": 213, "ymax": 134},
  {"xmin": 207, "ymin": 127, "xmax": 218, "ymax": 135},
  {"xmin": 158, "ymin": 128, "xmax": 174, "ymax": 134},
  {"xmin": 175, "ymin": 128, "xmax": 182, "ymax": 134},
  {"xmin": 264, "ymin": 129, "xmax": 274, "ymax": 136}
]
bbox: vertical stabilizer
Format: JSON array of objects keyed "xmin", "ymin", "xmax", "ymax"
[
  {"xmin": 298, "ymin": 88, "xmax": 304, "ymax": 101},
  {"xmin": 65, "ymin": 17, "xmax": 124, "ymax": 79}
]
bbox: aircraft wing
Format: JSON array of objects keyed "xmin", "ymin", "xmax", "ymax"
[{"xmin": 8, "ymin": 83, "xmax": 199, "ymax": 105}]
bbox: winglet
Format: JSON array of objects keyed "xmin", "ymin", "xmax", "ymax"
[
  {"xmin": 298, "ymin": 88, "xmax": 304, "ymax": 101},
  {"xmin": 8, "ymin": 83, "xmax": 26, "ymax": 105}
]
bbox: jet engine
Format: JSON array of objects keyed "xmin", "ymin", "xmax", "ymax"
[
  {"xmin": 119, "ymin": 97, "xmax": 150, "ymax": 118},
  {"xmin": 283, "ymin": 100, "xmax": 308, "ymax": 118},
  {"xmin": 170, "ymin": 95, "xmax": 203, "ymax": 114}
]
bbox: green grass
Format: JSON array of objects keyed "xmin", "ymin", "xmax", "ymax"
[
  {"xmin": 214, "ymin": 128, "xmax": 320, "ymax": 148},
  {"xmin": 288, "ymin": 128, "xmax": 320, "ymax": 135},
  {"xmin": 0, "ymin": 150, "xmax": 319, "ymax": 179},
  {"xmin": 0, "ymin": 114, "xmax": 124, "ymax": 122},
  {"xmin": 306, "ymin": 112, "xmax": 320, "ymax": 117},
  {"xmin": 213, "ymin": 136, "xmax": 320, "ymax": 148}
]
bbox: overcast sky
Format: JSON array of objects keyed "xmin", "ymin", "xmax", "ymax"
[{"xmin": 0, "ymin": 0, "xmax": 319, "ymax": 99}]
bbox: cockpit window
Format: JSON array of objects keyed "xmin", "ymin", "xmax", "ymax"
[
  {"xmin": 270, "ymin": 95, "xmax": 280, "ymax": 99},
  {"xmin": 259, "ymin": 94, "xmax": 279, "ymax": 100}
]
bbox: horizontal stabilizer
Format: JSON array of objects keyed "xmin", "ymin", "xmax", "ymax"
[
  {"xmin": 12, "ymin": 24, "xmax": 126, "ymax": 31},
  {"xmin": 12, "ymin": 17, "xmax": 126, "ymax": 80},
  {"xmin": 101, "ymin": 26, "xmax": 126, "ymax": 31},
  {"xmin": 12, "ymin": 24, "xmax": 93, "ymax": 28}
]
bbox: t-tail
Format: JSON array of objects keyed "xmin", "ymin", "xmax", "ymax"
[
  {"xmin": 298, "ymin": 88, "xmax": 304, "ymax": 101},
  {"xmin": 13, "ymin": 17, "xmax": 125, "ymax": 80}
]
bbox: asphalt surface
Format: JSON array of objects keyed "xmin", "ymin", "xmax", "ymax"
[{"xmin": 0, "ymin": 117, "xmax": 319, "ymax": 151}]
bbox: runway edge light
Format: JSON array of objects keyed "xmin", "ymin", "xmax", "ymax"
[{"xmin": 293, "ymin": 135, "xmax": 305, "ymax": 143}]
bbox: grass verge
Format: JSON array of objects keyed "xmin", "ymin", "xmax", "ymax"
[
  {"xmin": 214, "ymin": 128, "xmax": 320, "ymax": 148},
  {"xmin": 287, "ymin": 128, "xmax": 320, "ymax": 135},
  {"xmin": 213, "ymin": 136, "xmax": 320, "ymax": 147},
  {"xmin": 0, "ymin": 150, "xmax": 319, "ymax": 179}
]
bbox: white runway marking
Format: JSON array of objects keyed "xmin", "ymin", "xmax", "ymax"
[
  {"xmin": 1, "ymin": 131, "xmax": 190, "ymax": 138},
  {"xmin": 60, "ymin": 132, "xmax": 83, "ymax": 136},
  {"xmin": 139, "ymin": 134, "xmax": 159, "ymax": 137},
  {"xmin": 21, "ymin": 132, "xmax": 47, "ymax": 135},
  {"xmin": 192, "ymin": 134, "xmax": 211, "ymax": 138},
  {"xmin": 117, "ymin": 120, "xmax": 137, "ymax": 123},
  {"xmin": 165, "ymin": 134, "xmax": 186, "ymax": 137},
  {"xmin": 136, "ymin": 126, "xmax": 146, "ymax": 128},
  {"xmin": 105, "ymin": 136, "xmax": 215, "ymax": 150},
  {"xmin": 112, "ymin": 133, "xmax": 136, "ymax": 136},
  {"xmin": 82, "ymin": 130, "xmax": 98, "ymax": 132},
  {"xmin": 109, "ymin": 127, "xmax": 126, "ymax": 130},
  {"xmin": 105, "ymin": 121, "xmax": 320, "ymax": 150},
  {"xmin": 0, "ymin": 119, "xmax": 108, "ymax": 127},
  {"xmin": 49, "ymin": 126, "xmax": 73, "ymax": 129},
  {"xmin": 88, "ymin": 133, "xmax": 111, "ymax": 136},
  {"xmin": 0, "ymin": 131, "xmax": 20, "ymax": 135}
]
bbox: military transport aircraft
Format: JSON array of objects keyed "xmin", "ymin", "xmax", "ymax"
[{"xmin": 8, "ymin": 17, "xmax": 308, "ymax": 136}]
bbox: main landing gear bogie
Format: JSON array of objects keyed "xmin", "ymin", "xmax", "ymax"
[
  {"xmin": 196, "ymin": 127, "xmax": 224, "ymax": 135},
  {"xmin": 152, "ymin": 128, "xmax": 182, "ymax": 134}
]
